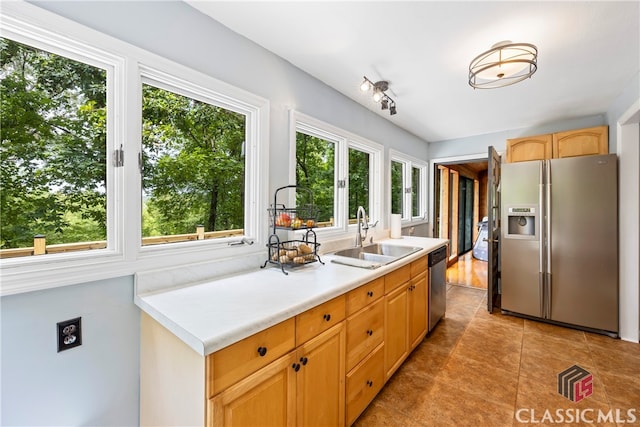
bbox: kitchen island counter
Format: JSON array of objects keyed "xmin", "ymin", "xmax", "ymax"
[{"xmin": 135, "ymin": 236, "xmax": 448, "ymax": 356}]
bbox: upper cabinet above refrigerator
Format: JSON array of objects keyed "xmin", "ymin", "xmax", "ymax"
[{"xmin": 506, "ymin": 125, "xmax": 608, "ymax": 163}]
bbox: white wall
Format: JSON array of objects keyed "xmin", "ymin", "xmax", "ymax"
[
  {"xmin": 2, "ymin": 1, "xmax": 429, "ymax": 425},
  {"xmin": 607, "ymin": 71, "xmax": 640, "ymax": 342},
  {"xmin": 1, "ymin": 276, "xmax": 139, "ymax": 426}
]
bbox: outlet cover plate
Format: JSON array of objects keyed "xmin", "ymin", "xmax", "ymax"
[{"xmin": 57, "ymin": 317, "xmax": 82, "ymax": 352}]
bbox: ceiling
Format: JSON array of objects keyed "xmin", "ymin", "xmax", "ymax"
[{"xmin": 187, "ymin": 1, "xmax": 640, "ymax": 143}]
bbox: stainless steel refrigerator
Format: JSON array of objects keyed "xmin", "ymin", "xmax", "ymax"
[{"xmin": 501, "ymin": 154, "xmax": 618, "ymax": 335}]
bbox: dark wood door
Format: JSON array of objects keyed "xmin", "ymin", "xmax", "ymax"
[{"xmin": 487, "ymin": 146, "xmax": 501, "ymax": 312}]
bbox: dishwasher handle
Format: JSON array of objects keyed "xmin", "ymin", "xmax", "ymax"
[{"xmin": 428, "ymin": 246, "xmax": 448, "ymax": 267}]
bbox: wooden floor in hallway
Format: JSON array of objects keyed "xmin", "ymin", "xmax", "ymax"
[
  {"xmin": 446, "ymin": 251, "xmax": 488, "ymax": 289},
  {"xmin": 353, "ymin": 285, "xmax": 640, "ymax": 427}
]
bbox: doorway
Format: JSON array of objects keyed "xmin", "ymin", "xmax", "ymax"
[
  {"xmin": 433, "ymin": 160, "xmax": 488, "ymax": 289},
  {"xmin": 458, "ymin": 176, "xmax": 475, "ymax": 255}
]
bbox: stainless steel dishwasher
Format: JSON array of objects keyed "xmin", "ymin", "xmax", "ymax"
[{"xmin": 428, "ymin": 245, "xmax": 447, "ymax": 331}]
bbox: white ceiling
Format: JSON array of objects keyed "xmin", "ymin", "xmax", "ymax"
[{"xmin": 188, "ymin": 1, "xmax": 639, "ymax": 142}]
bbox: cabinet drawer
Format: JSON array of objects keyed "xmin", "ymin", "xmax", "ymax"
[
  {"xmin": 346, "ymin": 277, "xmax": 384, "ymax": 316},
  {"xmin": 384, "ymin": 263, "xmax": 411, "ymax": 293},
  {"xmin": 346, "ymin": 298, "xmax": 384, "ymax": 372},
  {"xmin": 296, "ymin": 295, "xmax": 346, "ymax": 345},
  {"xmin": 346, "ymin": 343, "xmax": 385, "ymax": 426},
  {"xmin": 410, "ymin": 255, "xmax": 427, "ymax": 278},
  {"xmin": 207, "ymin": 318, "xmax": 295, "ymax": 397}
]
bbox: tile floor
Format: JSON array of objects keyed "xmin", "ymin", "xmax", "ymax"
[{"xmin": 353, "ymin": 284, "xmax": 640, "ymax": 427}]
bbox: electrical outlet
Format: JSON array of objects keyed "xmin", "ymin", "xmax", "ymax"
[{"xmin": 57, "ymin": 317, "xmax": 82, "ymax": 352}]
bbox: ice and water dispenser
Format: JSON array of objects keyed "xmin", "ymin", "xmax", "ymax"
[{"xmin": 505, "ymin": 206, "xmax": 537, "ymax": 239}]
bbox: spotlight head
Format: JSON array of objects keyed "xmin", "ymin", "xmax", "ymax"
[
  {"xmin": 381, "ymin": 98, "xmax": 389, "ymax": 110},
  {"xmin": 360, "ymin": 78, "xmax": 371, "ymax": 92},
  {"xmin": 372, "ymin": 89, "xmax": 383, "ymax": 103},
  {"xmin": 389, "ymin": 104, "xmax": 397, "ymax": 115}
]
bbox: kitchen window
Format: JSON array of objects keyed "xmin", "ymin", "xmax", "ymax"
[
  {"xmin": 140, "ymin": 79, "xmax": 247, "ymax": 246},
  {"xmin": 137, "ymin": 66, "xmax": 267, "ymax": 254},
  {"xmin": 0, "ymin": 35, "xmax": 113, "ymax": 259},
  {"xmin": 292, "ymin": 111, "xmax": 382, "ymax": 236},
  {"xmin": 348, "ymin": 146, "xmax": 370, "ymax": 222},
  {"xmin": 295, "ymin": 129, "xmax": 337, "ymax": 228},
  {"xmin": 389, "ymin": 150, "xmax": 427, "ymax": 222},
  {"xmin": 0, "ymin": 3, "xmax": 269, "ymax": 295}
]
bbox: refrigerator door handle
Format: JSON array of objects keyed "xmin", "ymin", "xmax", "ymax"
[
  {"xmin": 539, "ymin": 161, "xmax": 546, "ymax": 317},
  {"xmin": 545, "ymin": 160, "xmax": 552, "ymax": 319}
]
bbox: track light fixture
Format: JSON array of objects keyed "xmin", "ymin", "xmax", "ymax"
[{"xmin": 359, "ymin": 76, "xmax": 397, "ymax": 116}]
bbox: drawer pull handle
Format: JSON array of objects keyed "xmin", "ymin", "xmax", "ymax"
[
  {"xmin": 367, "ymin": 291, "xmax": 374, "ymax": 297},
  {"xmin": 366, "ymin": 329, "xmax": 373, "ymax": 336},
  {"xmin": 300, "ymin": 357, "xmax": 308, "ymax": 366},
  {"xmin": 292, "ymin": 363, "xmax": 301, "ymax": 372},
  {"xmin": 257, "ymin": 346, "xmax": 267, "ymax": 357},
  {"xmin": 323, "ymin": 314, "xmax": 331, "ymax": 321},
  {"xmin": 366, "ymin": 380, "xmax": 373, "ymax": 387}
]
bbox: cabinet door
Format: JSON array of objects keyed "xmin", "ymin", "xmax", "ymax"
[
  {"xmin": 384, "ymin": 283, "xmax": 408, "ymax": 379},
  {"xmin": 408, "ymin": 272, "xmax": 428, "ymax": 349},
  {"xmin": 552, "ymin": 125, "xmax": 608, "ymax": 158},
  {"xmin": 209, "ymin": 351, "xmax": 296, "ymax": 427},
  {"xmin": 506, "ymin": 134, "xmax": 552, "ymax": 163},
  {"xmin": 296, "ymin": 322, "xmax": 345, "ymax": 427}
]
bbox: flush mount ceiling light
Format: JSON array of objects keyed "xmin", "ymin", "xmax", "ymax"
[
  {"xmin": 469, "ymin": 41, "xmax": 538, "ymax": 89},
  {"xmin": 360, "ymin": 76, "xmax": 397, "ymax": 115}
]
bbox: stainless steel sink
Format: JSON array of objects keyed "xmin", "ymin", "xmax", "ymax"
[{"xmin": 330, "ymin": 243, "xmax": 423, "ymax": 269}]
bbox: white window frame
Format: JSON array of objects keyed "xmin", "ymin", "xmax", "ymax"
[
  {"xmin": 290, "ymin": 111, "xmax": 383, "ymax": 240},
  {"xmin": 0, "ymin": 3, "xmax": 269, "ymax": 295},
  {"xmin": 389, "ymin": 149, "xmax": 428, "ymax": 223},
  {"xmin": 0, "ymin": 6, "xmax": 125, "ymax": 294},
  {"xmin": 137, "ymin": 65, "xmax": 266, "ymax": 257}
]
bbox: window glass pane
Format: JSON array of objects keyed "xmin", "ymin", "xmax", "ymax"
[
  {"xmin": 348, "ymin": 148, "xmax": 369, "ymax": 221},
  {"xmin": 391, "ymin": 161, "xmax": 404, "ymax": 215},
  {"xmin": 296, "ymin": 132, "xmax": 335, "ymax": 227},
  {"xmin": 0, "ymin": 37, "xmax": 107, "ymax": 257},
  {"xmin": 412, "ymin": 166, "xmax": 420, "ymax": 217},
  {"xmin": 141, "ymin": 83, "xmax": 246, "ymax": 245}
]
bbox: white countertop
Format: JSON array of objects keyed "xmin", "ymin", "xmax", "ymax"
[{"xmin": 134, "ymin": 236, "xmax": 448, "ymax": 356}]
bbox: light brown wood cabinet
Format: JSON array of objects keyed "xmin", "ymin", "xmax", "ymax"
[
  {"xmin": 209, "ymin": 351, "xmax": 297, "ymax": 427},
  {"xmin": 552, "ymin": 126, "xmax": 608, "ymax": 159},
  {"xmin": 384, "ymin": 282, "xmax": 409, "ymax": 379},
  {"xmin": 506, "ymin": 125, "xmax": 608, "ymax": 163},
  {"xmin": 383, "ymin": 256, "xmax": 428, "ymax": 380},
  {"xmin": 295, "ymin": 322, "xmax": 345, "ymax": 427},
  {"xmin": 210, "ymin": 299, "xmax": 346, "ymax": 427},
  {"xmin": 208, "ymin": 317, "xmax": 295, "ymax": 396},
  {"xmin": 140, "ymin": 250, "xmax": 438, "ymax": 427},
  {"xmin": 506, "ymin": 134, "xmax": 552, "ymax": 163},
  {"xmin": 408, "ymin": 271, "xmax": 428, "ymax": 349},
  {"xmin": 346, "ymin": 298, "xmax": 384, "ymax": 372},
  {"xmin": 344, "ymin": 277, "xmax": 386, "ymax": 425},
  {"xmin": 345, "ymin": 343, "xmax": 384, "ymax": 426}
]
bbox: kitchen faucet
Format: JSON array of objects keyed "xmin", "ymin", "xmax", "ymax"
[{"xmin": 355, "ymin": 206, "xmax": 369, "ymax": 247}]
